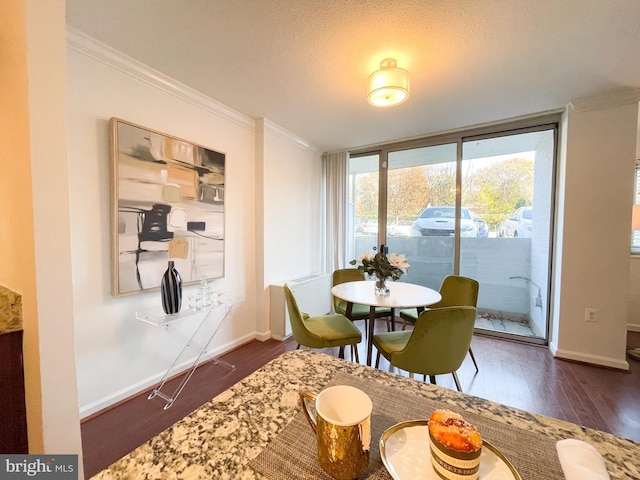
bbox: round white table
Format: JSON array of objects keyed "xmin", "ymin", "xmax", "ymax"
[{"xmin": 331, "ymin": 281, "xmax": 441, "ymax": 366}]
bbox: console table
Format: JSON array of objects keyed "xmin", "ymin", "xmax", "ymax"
[{"xmin": 135, "ymin": 302, "xmax": 236, "ymax": 409}]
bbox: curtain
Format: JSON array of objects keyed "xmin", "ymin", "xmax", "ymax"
[{"xmin": 323, "ymin": 151, "xmax": 349, "ymax": 272}]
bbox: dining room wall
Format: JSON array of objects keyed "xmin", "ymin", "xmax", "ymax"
[
  {"xmin": 550, "ymin": 97, "xmax": 638, "ymax": 369},
  {"xmin": 67, "ymin": 30, "xmax": 318, "ymax": 417},
  {"xmin": 256, "ymin": 118, "xmax": 324, "ymax": 337}
]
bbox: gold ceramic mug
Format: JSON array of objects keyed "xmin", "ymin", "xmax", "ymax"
[{"xmin": 300, "ymin": 385, "xmax": 372, "ymax": 480}]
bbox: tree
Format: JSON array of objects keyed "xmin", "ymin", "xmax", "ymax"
[
  {"xmin": 387, "ymin": 167, "xmax": 430, "ymax": 221},
  {"xmin": 354, "ymin": 172, "xmax": 378, "ymax": 220},
  {"xmin": 469, "ymin": 158, "xmax": 534, "ymax": 227}
]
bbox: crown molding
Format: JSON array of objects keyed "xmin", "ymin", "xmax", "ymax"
[
  {"xmin": 260, "ymin": 118, "xmax": 317, "ymax": 151},
  {"xmin": 570, "ymin": 89, "xmax": 640, "ymax": 113},
  {"xmin": 66, "ymin": 27, "xmax": 254, "ymax": 131}
]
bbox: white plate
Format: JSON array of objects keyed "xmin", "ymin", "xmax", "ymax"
[{"xmin": 379, "ymin": 420, "xmax": 521, "ymax": 479}]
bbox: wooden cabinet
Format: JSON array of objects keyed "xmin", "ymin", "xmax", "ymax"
[{"xmin": 0, "ymin": 330, "xmax": 28, "ymax": 453}]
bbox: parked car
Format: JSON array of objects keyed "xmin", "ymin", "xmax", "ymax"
[
  {"xmin": 410, "ymin": 206, "xmax": 478, "ymax": 237},
  {"xmin": 473, "ymin": 217, "xmax": 489, "ymax": 237},
  {"xmin": 388, "ymin": 220, "xmax": 413, "ymax": 236},
  {"xmin": 498, "ymin": 206, "xmax": 532, "ymax": 238}
]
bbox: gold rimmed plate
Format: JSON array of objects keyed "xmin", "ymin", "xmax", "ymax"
[{"xmin": 379, "ymin": 420, "xmax": 522, "ymax": 480}]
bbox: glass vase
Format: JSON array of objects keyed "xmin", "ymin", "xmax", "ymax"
[{"xmin": 374, "ymin": 275, "xmax": 390, "ymax": 296}]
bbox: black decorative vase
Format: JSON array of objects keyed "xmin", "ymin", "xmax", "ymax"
[{"xmin": 160, "ymin": 260, "xmax": 182, "ymax": 314}]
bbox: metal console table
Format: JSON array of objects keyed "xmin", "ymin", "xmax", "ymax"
[{"xmin": 136, "ymin": 301, "xmax": 236, "ymax": 409}]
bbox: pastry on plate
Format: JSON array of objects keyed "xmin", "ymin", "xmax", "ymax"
[{"xmin": 428, "ymin": 409, "xmax": 482, "ymax": 479}]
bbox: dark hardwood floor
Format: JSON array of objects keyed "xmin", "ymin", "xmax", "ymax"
[{"xmin": 81, "ymin": 322, "xmax": 640, "ymax": 478}]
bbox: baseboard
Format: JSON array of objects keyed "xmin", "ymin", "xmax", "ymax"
[
  {"xmin": 552, "ymin": 348, "xmax": 630, "ymax": 371},
  {"xmin": 627, "ymin": 323, "xmax": 640, "ymax": 333},
  {"xmin": 79, "ymin": 331, "xmax": 258, "ymax": 419},
  {"xmin": 255, "ymin": 330, "xmax": 272, "ymax": 341}
]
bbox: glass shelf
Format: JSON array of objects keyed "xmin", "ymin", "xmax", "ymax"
[{"xmin": 135, "ymin": 303, "xmax": 221, "ymax": 327}]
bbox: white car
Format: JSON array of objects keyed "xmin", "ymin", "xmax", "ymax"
[
  {"xmin": 498, "ymin": 206, "xmax": 532, "ymax": 238},
  {"xmin": 388, "ymin": 220, "xmax": 413, "ymax": 236},
  {"xmin": 410, "ymin": 206, "xmax": 478, "ymax": 237}
]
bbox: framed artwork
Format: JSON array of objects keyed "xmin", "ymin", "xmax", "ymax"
[{"xmin": 110, "ymin": 118, "xmax": 225, "ymax": 296}]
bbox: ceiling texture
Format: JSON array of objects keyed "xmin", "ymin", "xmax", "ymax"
[{"xmin": 65, "ymin": 0, "xmax": 640, "ymax": 152}]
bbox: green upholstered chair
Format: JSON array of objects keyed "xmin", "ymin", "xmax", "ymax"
[
  {"xmin": 399, "ymin": 275, "xmax": 480, "ymax": 371},
  {"xmin": 332, "ymin": 268, "xmax": 393, "ymax": 336},
  {"xmin": 284, "ymin": 284, "xmax": 362, "ymax": 362},
  {"xmin": 373, "ymin": 306, "xmax": 477, "ymax": 392}
]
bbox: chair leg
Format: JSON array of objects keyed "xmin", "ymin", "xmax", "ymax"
[
  {"xmin": 452, "ymin": 372, "xmax": 462, "ymax": 392},
  {"xmin": 429, "ymin": 375, "xmax": 436, "ymax": 385},
  {"xmin": 338, "ymin": 346, "xmax": 345, "ymax": 359},
  {"xmin": 468, "ymin": 347, "xmax": 479, "ymax": 372},
  {"xmin": 353, "ymin": 344, "xmax": 360, "ymax": 363},
  {"xmin": 375, "ymin": 351, "xmax": 381, "ymax": 368},
  {"xmin": 296, "ymin": 344, "xmax": 301, "ymax": 350}
]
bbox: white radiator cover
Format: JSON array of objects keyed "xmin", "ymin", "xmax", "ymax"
[{"xmin": 270, "ymin": 274, "xmax": 332, "ymax": 340}]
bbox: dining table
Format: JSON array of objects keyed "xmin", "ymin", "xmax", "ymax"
[
  {"xmin": 331, "ymin": 280, "xmax": 442, "ymax": 366},
  {"xmin": 90, "ymin": 349, "xmax": 639, "ymax": 480}
]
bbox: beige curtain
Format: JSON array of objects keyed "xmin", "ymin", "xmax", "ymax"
[{"xmin": 323, "ymin": 151, "xmax": 349, "ymax": 272}]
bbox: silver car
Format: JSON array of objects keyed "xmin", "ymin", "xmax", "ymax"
[{"xmin": 410, "ymin": 206, "xmax": 478, "ymax": 237}]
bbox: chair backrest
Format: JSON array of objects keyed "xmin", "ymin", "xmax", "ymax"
[
  {"xmin": 392, "ymin": 306, "xmax": 477, "ymax": 376},
  {"xmin": 283, "ymin": 284, "xmax": 316, "ymax": 347},
  {"xmin": 332, "ymin": 268, "xmax": 365, "ymax": 311},
  {"xmin": 430, "ymin": 275, "xmax": 479, "ymax": 309}
]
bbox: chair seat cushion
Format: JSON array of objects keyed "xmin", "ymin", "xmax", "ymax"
[
  {"xmin": 336, "ymin": 301, "xmax": 391, "ymax": 319},
  {"xmin": 305, "ymin": 314, "xmax": 362, "ymax": 347},
  {"xmin": 398, "ymin": 308, "xmax": 419, "ymax": 324},
  {"xmin": 372, "ymin": 330, "xmax": 412, "ymax": 355}
]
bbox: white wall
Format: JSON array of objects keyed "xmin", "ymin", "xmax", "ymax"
[
  {"xmin": 256, "ymin": 119, "xmax": 324, "ymax": 336},
  {"xmin": 67, "ymin": 31, "xmax": 320, "ymax": 417},
  {"xmin": 551, "ymin": 97, "xmax": 638, "ymax": 369},
  {"xmin": 25, "ymin": 0, "xmax": 83, "ymax": 456}
]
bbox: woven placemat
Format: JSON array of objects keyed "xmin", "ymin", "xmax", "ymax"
[{"xmin": 250, "ymin": 372, "xmax": 564, "ymax": 479}]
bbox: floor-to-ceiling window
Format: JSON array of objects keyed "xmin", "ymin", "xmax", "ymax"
[{"xmin": 346, "ymin": 116, "xmax": 558, "ymax": 344}]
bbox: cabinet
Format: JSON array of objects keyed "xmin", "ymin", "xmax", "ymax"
[{"xmin": 0, "ymin": 330, "xmax": 28, "ymax": 453}]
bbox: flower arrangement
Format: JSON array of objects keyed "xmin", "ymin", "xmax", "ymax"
[{"xmin": 350, "ymin": 244, "xmax": 410, "ymax": 295}]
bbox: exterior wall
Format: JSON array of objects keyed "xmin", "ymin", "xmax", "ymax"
[{"xmin": 529, "ymin": 130, "xmax": 555, "ymax": 336}]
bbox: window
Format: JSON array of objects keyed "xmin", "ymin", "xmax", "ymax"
[{"xmin": 632, "ymin": 160, "xmax": 640, "ymax": 254}]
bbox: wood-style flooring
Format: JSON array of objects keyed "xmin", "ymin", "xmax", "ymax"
[{"xmin": 81, "ymin": 322, "xmax": 640, "ymax": 478}]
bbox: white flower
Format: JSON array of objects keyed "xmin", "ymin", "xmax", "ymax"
[
  {"xmin": 389, "ymin": 253, "xmax": 410, "ymax": 273},
  {"xmin": 358, "ymin": 251, "xmax": 373, "ymax": 263}
]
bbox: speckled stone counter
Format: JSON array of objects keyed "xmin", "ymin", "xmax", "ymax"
[
  {"xmin": 92, "ymin": 349, "xmax": 639, "ymax": 480},
  {"xmin": 0, "ymin": 285, "xmax": 22, "ymax": 333}
]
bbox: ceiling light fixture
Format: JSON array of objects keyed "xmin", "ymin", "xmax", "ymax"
[{"xmin": 367, "ymin": 58, "xmax": 410, "ymax": 107}]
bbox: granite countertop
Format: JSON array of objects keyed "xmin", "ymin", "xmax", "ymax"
[
  {"xmin": 0, "ymin": 285, "xmax": 22, "ymax": 333},
  {"xmin": 92, "ymin": 349, "xmax": 639, "ymax": 480}
]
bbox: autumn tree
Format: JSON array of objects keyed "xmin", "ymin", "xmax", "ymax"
[
  {"xmin": 469, "ymin": 158, "xmax": 534, "ymax": 227},
  {"xmin": 387, "ymin": 167, "xmax": 430, "ymax": 222}
]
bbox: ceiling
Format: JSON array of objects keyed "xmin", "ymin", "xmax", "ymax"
[{"xmin": 65, "ymin": 0, "xmax": 640, "ymax": 153}]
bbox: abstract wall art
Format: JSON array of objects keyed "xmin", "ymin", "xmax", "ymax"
[{"xmin": 110, "ymin": 118, "xmax": 225, "ymax": 296}]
